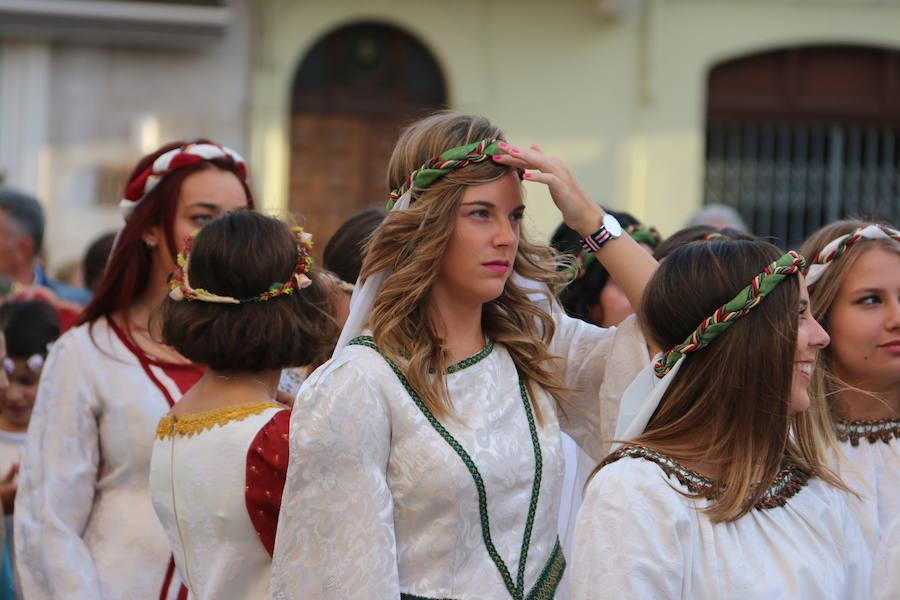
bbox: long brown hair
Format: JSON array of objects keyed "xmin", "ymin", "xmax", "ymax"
[
  {"xmin": 628, "ymin": 240, "xmax": 842, "ymax": 522},
  {"xmin": 362, "ymin": 111, "xmax": 567, "ymax": 422},
  {"xmin": 801, "ymin": 219, "xmax": 900, "ymax": 420}
]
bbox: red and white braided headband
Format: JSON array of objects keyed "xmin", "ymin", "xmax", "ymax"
[
  {"xmin": 119, "ymin": 142, "xmax": 248, "ymax": 218},
  {"xmin": 805, "ymin": 224, "xmax": 900, "ymax": 287}
]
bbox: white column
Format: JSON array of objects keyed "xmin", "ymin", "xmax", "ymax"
[{"xmin": 0, "ymin": 40, "xmax": 51, "ymax": 198}]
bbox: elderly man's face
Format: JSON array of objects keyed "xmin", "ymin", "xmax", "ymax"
[{"xmin": 0, "ymin": 210, "xmax": 29, "ymax": 280}]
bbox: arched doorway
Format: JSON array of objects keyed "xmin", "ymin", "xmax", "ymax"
[
  {"xmin": 289, "ymin": 23, "xmax": 447, "ymax": 255},
  {"xmin": 704, "ymin": 45, "xmax": 900, "ymax": 247}
]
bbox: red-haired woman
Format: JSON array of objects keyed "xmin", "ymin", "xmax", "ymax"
[{"xmin": 14, "ymin": 141, "xmax": 252, "ymax": 599}]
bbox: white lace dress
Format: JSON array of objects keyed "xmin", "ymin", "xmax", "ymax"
[
  {"xmin": 270, "ymin": 309, "xmax": 648, "ymax": 600},
  {"xmin": 833, "ymin": 418, "xmax": 900, "ymax": 552},
  {"xmin": 14, "ymin": 317, "xmax": 201, "ymax": 599},
  {"xmin": 151, "ymin": 402, "xmax": 290, "ymax": 600},
  {"xmin": 571, "ymin": 446, "xmax": 870, "ymax": 599}
]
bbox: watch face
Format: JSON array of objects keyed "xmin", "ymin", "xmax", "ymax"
[{"xmin": 603, "ymin": 213, "xmax": 623, "ymax": 237}]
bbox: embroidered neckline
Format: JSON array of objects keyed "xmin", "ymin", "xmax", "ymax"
[
  {"xmin": 447, "ymin": 338, "xmax": 494, "ymax": 373},
  {"xmin": 835, "ymin": 418, "xmax": 900, "ymax": 446},
  {"xmin": 156, "ymin": 402, "xmax": 281, "ymax": 440},
  {"xmin": 599, "ymin": 445, "xmax": 811, "ymax": 511},
  {"xmin": 349, "ymin": 335, "xmax": 542, "ymax": 600}
]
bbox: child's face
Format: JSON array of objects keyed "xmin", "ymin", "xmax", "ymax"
[{"xmin": 1, "ymin": 357, "xmax": 39, "ymax": 430}]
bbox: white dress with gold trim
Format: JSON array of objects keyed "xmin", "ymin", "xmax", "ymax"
[
  {"xmin": 151, "ymin": 402, "xmax": 289, "ymax": 600},
  {"xmin": 269, "ymin": 308, "xmax": 648, "ymax": 600}
]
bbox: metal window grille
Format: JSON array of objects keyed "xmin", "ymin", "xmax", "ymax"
[{"xmin": 704, "ymin": 120, "xmax": 900, "ymax": 248}]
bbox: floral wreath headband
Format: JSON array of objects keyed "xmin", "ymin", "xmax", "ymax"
[
  {"xmin": 655, "ymin": 251, "xmax": 806, "ymax": 377},
  {"xmin": 3, "ymin": 349, "xmax": 50, "ymax": 375},
  {"xmin": 169, "ymin": 226, "xmax": 314, "ymax": 304},
  {"xmin": 119, "ymin": 142, "xmax": 248, "ymax": 219},
  {"xmin": 804, "ymin": 224, "xmax": 900, "ymax": 287}
]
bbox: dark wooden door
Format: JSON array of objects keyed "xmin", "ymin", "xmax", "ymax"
[{"xmin": 289, "ymin": 23, "xmax": 447, "ymax": 258}]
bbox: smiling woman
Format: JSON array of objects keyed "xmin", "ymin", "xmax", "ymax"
[
  {"xmin": 14, "ymin": 140, "xmax": 254, "ymax": 600},
  {"xmin": 801, "ymin": 220, "xmax": 900, "ymax": 557}
]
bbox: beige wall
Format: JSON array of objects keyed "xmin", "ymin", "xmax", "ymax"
[{"xmin": 250, "ymin": 0, "xmax": 900, "ymax": 241}]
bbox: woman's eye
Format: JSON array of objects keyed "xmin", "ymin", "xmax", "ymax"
[
  {"xmin": 191, "ymin": 214, "xmax": 214, "ymax": 226},
  {"xmin": 857, "ymin": 295, "xmax": 880, "ymax": 305},
  {"xmin": 511, "ymin": 212, "xmax": 524, "ymax": 222},
  {"xmin": 469, "ymin": 209, "xmax": 490, "ymax": 218}
]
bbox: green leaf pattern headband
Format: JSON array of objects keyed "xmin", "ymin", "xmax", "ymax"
[
  {"xmin": 654, "ymin": 251, "xmax": 806, "ymax": 378},
  {"xmin": 386, "ymin": 138, "xmax": 506, "ymax": 210}
]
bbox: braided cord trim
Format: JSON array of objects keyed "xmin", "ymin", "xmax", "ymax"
[
  {"xmin": 654, "ymin": 250, "xmax": 806, "ymax": 378},
  {"xmin": 835, "ymin": 418, "xmax": 900, "ymax": 446},
  {"xmin": 398, "ymin": 540, "xmax": 565, "ymax": 600},
  {"xmin": 599, "ymin": 445, "xmax": 811, "ymax": 511},
  {"xmin": 349, "ymin": 336, "xmax": 542, "ymax": 600},
  {"xmin": 387, "ymin": 138, "xmax": 506, "ymax": 210},
  {"xmin": 809, "ymin": 224, "xmax": 900, "ymax": 271}
]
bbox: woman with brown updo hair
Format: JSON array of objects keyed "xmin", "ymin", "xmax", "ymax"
[
  {"xmin": 270, "ymin": 112, "xmax": 657, "ymax": 599},
  {"xmin": 15, "ymin": 140, "xmax": 252, "ymax": 599},
  {"xmin": 150, "ymin": 211, "xmax": 338, "ymax": 599}
]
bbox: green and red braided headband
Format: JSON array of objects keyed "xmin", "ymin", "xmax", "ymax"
[
  {"xmin": 804, "ymin": 224, "xmax": 900, "ymax": 286},
  {"xmin": 654, "ymin": 250, "xmax": 806, "ymax": 378},
  {"xmin": 386, "ymin": 138, "xmax": 506, "ymax": 210}
]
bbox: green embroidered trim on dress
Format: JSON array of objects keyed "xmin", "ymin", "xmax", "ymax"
[
  {"xmin": 447, "ymin": 338, "xmax": 494, "ymax": 373},
  {"xmin": 835, "ymin": 418, "xmax": 900, "ymax": 446},
  {"xmin": 599, "ymin": 445, "xmax": 811, "ymax": 511},
  {"xmin": 349, "ymin": 336, "xmax": 543, "ymax": 600},
  {"xmin": 399, "ymin": 539, "xmax": 565, "ymax": 600}
]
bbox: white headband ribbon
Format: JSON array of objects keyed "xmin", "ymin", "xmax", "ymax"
[{"xmin": 805, "ymin": 224, "xmax": 898, "ymax": 287}]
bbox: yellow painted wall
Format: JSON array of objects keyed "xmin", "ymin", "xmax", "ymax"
[{"xmin": 249, "ymin": 0, "xmax": 900, "ymax": 241}]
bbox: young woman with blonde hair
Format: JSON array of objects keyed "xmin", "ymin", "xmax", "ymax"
[
  {"xmin": 572, "ymin": 240, "xmax": 869, "ymax": 598},
  {"xmin": 269, "ymin": 112, "xmax": 657, "ymax": 599},
  {"xmin": 800, "ymin": 220, "xmax": 900, "ymax": 553}
]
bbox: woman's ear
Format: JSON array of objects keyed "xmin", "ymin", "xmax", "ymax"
[{"xmin": 141, "ymin": 225, "xmax": 160, "ymax": 249}]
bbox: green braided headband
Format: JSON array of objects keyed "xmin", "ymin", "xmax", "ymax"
[
  {"xmin": 626, "ymin": 224, "xmax": 662, "ymax": 248},
  {"xmin": 386, "ymin": 138, "xmax": 506, "ymax": 210},
  {"xmin": 654, "ymin": 250, "xmax": 806, "ymax": 378}
]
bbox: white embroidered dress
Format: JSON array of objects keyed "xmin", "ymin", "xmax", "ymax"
[
  {"xmin": 270, "ymin": 311, "xmax": 647, "ymax": 600},
  {"xmin": 571, "ymin": 447, "xmax": 870, "ymax": 599},
  {"xmin": 833, "ymin": 419, "xmax": 900, "ymax": 552},
  {"xmin": 873, "ymin": 512, "xmax": 900, "ymax": 599},
  {"xmin": 151, "ymin": 402, "xmax": 289, "ymax": 600},
  {"xmin": 14, "ymin": 318, "xmax": 198, "ymax": 599}
]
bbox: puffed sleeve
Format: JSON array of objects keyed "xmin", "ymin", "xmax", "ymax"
[
  {"xmin": 872, "ymin": 513, "xmax": 898, "ymax": 599},
  {"xmin": 548, "ymin": 300, "xmax": 649, "ymax": 461},
  {"xmin": 268, "ymin": 354, "xmax": 398, "ymax": 599},
  {"xmin": 14, "ymin": 331, "xmax": 104, "ymax": 598},
  {"xmin": 246, "ymin": 408, "xmax": 291, "ymax": 557},
  {"xmin": 571, "ymin": 459, "xmax": 689, "ymax": 599}
]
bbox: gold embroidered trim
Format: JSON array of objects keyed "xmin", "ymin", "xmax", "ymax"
[{"xmin": 155, "ymin": 402, "xmax": 281, "ymax": 440}]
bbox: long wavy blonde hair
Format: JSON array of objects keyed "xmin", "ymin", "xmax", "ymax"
[{"xmin": 361, "ymin": 111, "xmax": 568, "ymax": 422}]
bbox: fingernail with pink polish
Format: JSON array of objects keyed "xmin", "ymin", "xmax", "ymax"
[
  {"xmin": 492, "ymin": 155, "xmax": 504, "ymax": 160},
  {"xmin": 498, "ymin": 142, "xmax": 509, "ymax": 150},
  {"xmin": 523, "ymin": 173, "xmax": 533, "ymax": 179},
  {"xmin": 510, "ymin": 147, "xmax": 521, "ymax": 154}
]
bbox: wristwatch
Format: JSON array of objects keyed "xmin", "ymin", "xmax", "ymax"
[{"xmin": 579, "ymin": 213, "xmax": 624, "ymax": 253}]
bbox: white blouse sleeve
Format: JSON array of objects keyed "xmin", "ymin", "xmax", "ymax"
[
  {"xmin": 571, "ymin": 460, "xmax": 689, "ymax": 599},
  {"xmin": 548, "ymin": 302, "xmax": 649, "ymax": 461},
  {"xmin": 14, "ymin": 333, "xmax": 104, "ymax": 598},
  {"xmin": 269, "ymin": 355, "xmax": 398, "ymax": 599},
  {"xmin": 873, "ymin": 514, "xmax": 900, "ymax": 600}
]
